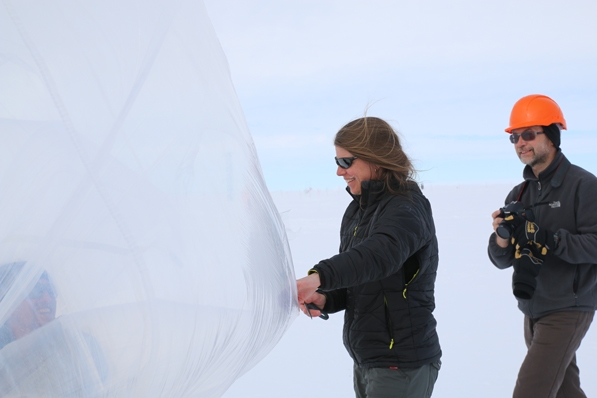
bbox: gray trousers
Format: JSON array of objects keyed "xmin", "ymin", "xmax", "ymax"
[
  {"xmin": 354, "ymin": 362, "xmax": 440, "ymax": 398},
  {"xmin": 513, "ymin": 310, "xmax": 594, "ymax": 398}
]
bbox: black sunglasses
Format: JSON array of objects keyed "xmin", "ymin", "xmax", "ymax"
[
  {"xmin": 28, "ymin": 284, "xmax": 56, "ymax": 300},
  {"xmin": 335, "ymin": 156, "xmax": 358, "ymax": 169},
  {"xmin": 510, "ymin": 131, "xmax": 543, "ymax": 144}
]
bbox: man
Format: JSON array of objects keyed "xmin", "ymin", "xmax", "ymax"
[
  {"xmin": 488, "ymin": 94, "xmax": 597, "ymax": 397},
  {"xmin": 0, "ymin": 262, "xmax": 57, "ymax": 350},
  {"xmin": 0, "ymin": 262, "xmax": 108, "ymax": 394}
]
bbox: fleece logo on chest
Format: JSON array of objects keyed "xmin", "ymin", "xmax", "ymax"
[{"xmin": 548, "ymin": 201, "xmax": 561, "ymax": 209}]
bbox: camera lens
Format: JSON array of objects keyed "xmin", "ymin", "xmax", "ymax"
[{"xmin": 496, "ymin": 222, "xmax": 513, "ymax": 239}]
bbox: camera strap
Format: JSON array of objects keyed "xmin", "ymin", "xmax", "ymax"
[{"xmin": 516, "ymin": 181, "xmax": 528, "ymax": 202}]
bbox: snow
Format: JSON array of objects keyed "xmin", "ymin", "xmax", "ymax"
[{"xmin": 223, "ymin": 183, "xmax": 597, "ymax": 397}]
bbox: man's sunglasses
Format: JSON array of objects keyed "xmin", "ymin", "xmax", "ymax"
[
  {"xmin": 335, "ymin": 156, "xmax": 358, "ymax": 169},
  {"xmin": 28, "ymin": 284, "xmax": 56, "ymax": 300},
  {"xmin": 509, "ymin": 131, "xmax": 544, "ymax": 144}
]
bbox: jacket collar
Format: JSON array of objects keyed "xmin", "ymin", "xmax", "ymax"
[
  {"xmin": 346, "ymin": 179, "xmax": 417, "ymax": 208},
  {"xmin": 522, "ymin": 150, "xmax": 570, "ymax": 189}
]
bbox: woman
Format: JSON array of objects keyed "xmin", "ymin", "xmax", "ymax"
[{"xmin": 297, "ymin": 117, "xmax": 441, "ymax": 398}]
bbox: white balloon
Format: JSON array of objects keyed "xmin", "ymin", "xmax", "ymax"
[{"xmin": 0, "ymin": 1, "xmax": 297, "ymax": 396}]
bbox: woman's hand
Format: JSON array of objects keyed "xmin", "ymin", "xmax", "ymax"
[
  {"xmin": 299, "ymin": 292, "xmax": 327, "ymax": 318},
  {"xmin": 296, "ymin": 273, "xmax": 321, "ymax": 302},
  {"xmin": 296, "ymin": 273, "xmax": 324, "ymax": 317}
]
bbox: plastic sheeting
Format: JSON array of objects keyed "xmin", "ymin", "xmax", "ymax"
[{"xmin": 0, "ymin": 1, "xmax": 297, "ymax": 396}]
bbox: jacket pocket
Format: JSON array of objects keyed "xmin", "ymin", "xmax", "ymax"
[
  {"xmin": 402, "ymin": 254, "xmax": 420, "ymax": 300},
  {"xmin": 383, "ymin": 294, "xmax": 395, "ymax": 349}
]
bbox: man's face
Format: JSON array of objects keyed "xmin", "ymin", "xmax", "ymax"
[
  {"xmin": 10, "ymin": 278, "xmax": 57, "ymax": 331},
  {"xmin": 512, "ymin": 125, "xmax": 556, "ymax": 171}
]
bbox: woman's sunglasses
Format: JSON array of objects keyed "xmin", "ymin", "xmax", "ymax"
[
  {"xmin": 335, "ymin": 156, "xmax": 358, "ymax": 169},
  {"xmin": 509, "ymin": 131, "xmax": 544, "ymax": 144}
]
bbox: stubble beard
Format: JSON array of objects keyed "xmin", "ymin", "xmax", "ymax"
[{"xmin": 519, "ymin": 147, "xmax": 550, "ymax": 170}]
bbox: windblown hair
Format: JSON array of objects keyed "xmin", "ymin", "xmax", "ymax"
[{"xmin": 334, "ymin": 117, "xmax": 416, "ymax": 194}]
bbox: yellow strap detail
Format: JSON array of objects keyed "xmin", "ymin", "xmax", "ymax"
[{"xmin": 389, "ymin": 338, "xmax": 394, "ymax": 349}]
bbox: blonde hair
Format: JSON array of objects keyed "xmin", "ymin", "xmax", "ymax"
[{"xmin": 334, "ymin": 117, "xmax": 415, "ymax": 194}]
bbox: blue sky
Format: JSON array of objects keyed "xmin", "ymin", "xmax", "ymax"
[{"xmin": 203, "ymin": 0, "xmax": 597, "ymax": 191}]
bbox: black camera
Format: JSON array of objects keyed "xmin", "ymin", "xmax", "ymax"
[{"xmin": 496, "ymin": 201, "xmax": 535, "ymax": 239}]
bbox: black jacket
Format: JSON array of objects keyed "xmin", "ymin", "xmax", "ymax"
[
  {"xmin": 313, "ymin": 180, "xmax": 441, "ymax": 368},
  {"xmin": 488, "ymin": 151, "xmax": 597, "ymax": 318}
]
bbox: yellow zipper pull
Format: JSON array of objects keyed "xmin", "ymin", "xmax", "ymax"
[
  {"xmin": 353, "ymin": 225, "xmax": 358, "ymax": 236},
  {"xmin": 402, "ymin": 269, "xmax": 420, "ymax": 299}
]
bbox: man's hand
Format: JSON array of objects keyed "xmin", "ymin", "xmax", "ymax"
[
  {"xmin": 492, "ymin": 209, "xmax": 513, "ymax": 248},
  {"xmin": 513, "ymin": 221, "xmax": 557, "ymax": 260}
]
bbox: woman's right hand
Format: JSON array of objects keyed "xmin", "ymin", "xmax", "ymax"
[
  {"xmin": 296, "ymin": 273, "xmax": 320, "ymax": 303},
  {"xmin": 299, "ymin": 292, "xmax": 326, "ymax": 318}
]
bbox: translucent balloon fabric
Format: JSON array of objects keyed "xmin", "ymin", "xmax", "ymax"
[{"xmin": 0, "ymin": 1, "xmax": 297, "ymax": 396}]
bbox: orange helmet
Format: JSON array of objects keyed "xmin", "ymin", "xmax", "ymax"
[{"xmin": 505, "ymin": 94, "xmax": 567, "ymax": 133}]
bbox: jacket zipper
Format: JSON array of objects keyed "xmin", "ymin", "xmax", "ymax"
[
  {"xmin": 346, "ymin": 207, "xmax": 365, "ymax": 361},
  {"xmin": 350, "ymin": 208, "xmax": 365, "ymax": 241},
  {"xmin": 383, "ymin": 294, "xmax": 395, "ymax": 349}
]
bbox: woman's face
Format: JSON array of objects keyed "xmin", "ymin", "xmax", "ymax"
[{"xmin": 335, "ymin": 146, "xmax": 376, "ymax": 195}]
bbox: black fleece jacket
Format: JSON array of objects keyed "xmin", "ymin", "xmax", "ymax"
[
  {"xmin": 313, "ymin": 180, "xmax": 441, "ymax": 369},
  {"xmin": 488, "ymin": 151, "xmax": 597, "ymax": 319}
]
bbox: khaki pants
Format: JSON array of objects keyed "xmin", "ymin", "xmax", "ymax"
[
  {"xmin": 354, "ymin": 361, "xmax": 440, "ymax": 398},
  {"xmin": 513, "ymin": 311, "xmax": 594, "ymax": 398}
]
